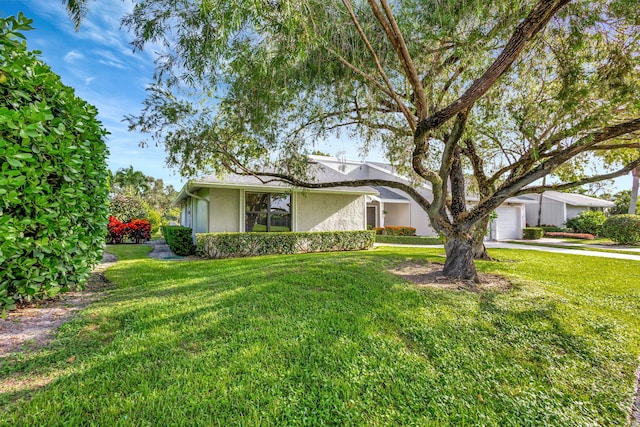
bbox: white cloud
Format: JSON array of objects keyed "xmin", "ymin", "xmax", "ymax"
[
  {"xmin": 84, "ymin": 76, "xmax": 95, "ymax": 85},
  {"xmin": 64, "ymin": 50, "xmax": 84, "ymax": 62}
]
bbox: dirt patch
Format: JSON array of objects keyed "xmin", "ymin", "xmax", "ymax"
[
  {"xmin": 388, "ymin": 260, "xmax": 512, "ymax": 292},
  {"xmin": 0, "ymin": 255, "xmax": 116, "ymax": 357}
]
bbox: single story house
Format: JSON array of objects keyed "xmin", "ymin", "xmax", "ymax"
[
  {"xmin": 174, "ymin": 163, "xmax": 378, "ymax": 234},
  {"xmin": 515, "ymin": 191, "xmax": 615, "ymax": 228},
  {"xmin": 174, "ymin": 155, "xmax": 529, "ymax": 240}
]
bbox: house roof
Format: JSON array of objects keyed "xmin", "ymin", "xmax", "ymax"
[
  {"xmin": 516, "ymin": 191, "xmax": 614, "ymax": 208},
  {"xmin": 371, "ymin": 186, "xmax": 410, "ymax": 202},
  {"xmin": 173, "ymin": 163, "xmax": 379, "ymax": 205}
]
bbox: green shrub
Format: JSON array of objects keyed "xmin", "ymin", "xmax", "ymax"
[
  {"xmin": 565, "ymin": 211, "xmax": 607, "ymax": 236},
  {"xmin": 375, "ymin": 235, "xmax": 442, "ymax": 245},
  {"xmin": 147, "ymin": 209, "xmax": 162, "ymax": 234},
  {"xmin": 541, "ymin": 225, "xmax": 571, "ymax": 233},
  {"xmin": 382, "ymin": 226, "xmax": 416, "ymax": 236},
  {"xmin": 110, "ymin": 194, "xmax": 148, "ymax": 223},
  {"xmin": 163, "ymin": 226, "xmax": 195, "ymax": 256},
  {"xmin": 600, "ymin": 215, "xmax": 640, "ymax": 244},
  {"xmin": 196, "ymin": 231, "xmax": 375, "ymax": 259},
  {"xmin": 523, "ymin": 228, "xmax": 544, "ymax": 240},
  {"xmin": 0, "ymin": 14, "xmax": 109, "ymax": 312}
]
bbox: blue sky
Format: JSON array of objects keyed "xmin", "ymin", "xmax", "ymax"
[
  {"xmin": 1, "ymin": 1, "xmax": 633, "ymax": 195},
  {"xmin": 1, "ymin": 0, "xmax": 373, "ymax": 191},
  {"xmin": 2, "ymin": 0, "xmax": 187, "ymax": 187}
]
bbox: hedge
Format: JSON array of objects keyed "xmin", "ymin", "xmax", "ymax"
[
  {"xmin": 0, "ymin": 14, "xmax": 109, "ymax": 312},
  {"xmin": 600, "ymin": 214, "xmax": 640, "ymax": 245},
  {"xmin": 545, "ymin": 232, "xmax": 594, "ymax": 240},
  {"xmin": 522, "ymin": 227, "xmax": 544, "ymax": 240},
  {"xmin": 196, "ymin": 231, "xmax": 375, "ymax": 259},
  {"xmin": 375, "ymin": 235, "xmax": 442, "ymax": 245},
  {"xmin": 373, "ymin": 226, "xmax": 416, "ymax": 236},
  {"xmin": 162, "ymin": 226, "xmax": 195, "ymax": 256}
]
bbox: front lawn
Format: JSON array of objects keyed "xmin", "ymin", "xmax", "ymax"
[{"xmin": 2, "ymin": 246, "xmax": 639, "ymax": 426}]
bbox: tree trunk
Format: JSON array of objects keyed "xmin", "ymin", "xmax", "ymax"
[
  {"xmin": 443, "ymin": 233, "xmax": 479, "ymax": 282},
  {"xmin": 472, "ymin": 217, "xmax": 493, "ymax": 260},
  {"xmin": 629, "ymin": 167, "xmax": 640, "ymax": 215}
]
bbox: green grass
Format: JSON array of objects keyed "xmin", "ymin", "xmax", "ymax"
[
  {"xmin": 105, "ymin": 244, "xmax": 152, "ymax": 260},
  {"xmin": 375, "ymin": 235, "xmax": 442, "ymax": 245},
  {"xmin": 2, "ymin": 246, "xmax": 639, "ymax": 426}
]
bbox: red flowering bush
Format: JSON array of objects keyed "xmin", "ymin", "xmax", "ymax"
[
  {"xmin": 545, "ymin": 231, "xmax": 595, "ymax": 240},
  {"xmin": 107, "ymin": 216, "xmax": 128, "ymax": 244},
  {"xmin": 128, "ymin": 219, "xmax": 151, "ymax": 243},
  {"xmin": 107, "ymin": 216, "xmax": 151, "ymax": 244}
]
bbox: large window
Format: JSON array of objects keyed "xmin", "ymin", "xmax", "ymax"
[{"xmin": 245, "ymin": 192, "xmax": 291, "ymax": 232}]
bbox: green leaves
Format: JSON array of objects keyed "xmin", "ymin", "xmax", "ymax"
[{"xmin": 0, "ymin": 14, "xmax": 110, "ymax": 310}]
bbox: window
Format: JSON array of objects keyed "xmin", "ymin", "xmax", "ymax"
[{"xmin": 245, "ymin": 192, "xmax": 291, "ymax": 232}]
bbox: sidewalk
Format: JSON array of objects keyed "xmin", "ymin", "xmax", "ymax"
[{"xmin": 147, "ymin": 238, "xmax": 181, "ymax": 260}]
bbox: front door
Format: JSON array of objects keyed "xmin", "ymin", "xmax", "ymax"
[{"xmin": 366, "ymin": 206, "xmax": 377, "ymax": 229}]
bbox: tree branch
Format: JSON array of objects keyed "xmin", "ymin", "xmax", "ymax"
[
  {"xmin": 340, "ymin": 0, "xmax": 416, "ymax": 130},
  {"xmin": 414, "ymin": 0, "xmax": 571, "ymax": 140},
  {"xmin": 514, "ymin": 158, "xmax": 640, "ymax": 195}
]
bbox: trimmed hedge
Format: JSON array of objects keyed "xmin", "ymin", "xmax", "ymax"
[
  {"xmin": 196, "ymin": 231, "xmax": 375, "ymax": 259},
  {"xmin": 601, "ymin": 215, "xmax": 640, "ymax": 244},
  {"xmin": 162, "ymin": 226, "xmax": 195, "ymax": 256},
  {"xmin": 373, "ymin": 226, "xmax": 416, "ymax": 236},
  {"xmin": 0, "ymin": 15, "xmax": 109, "ymax": 312},
  {"xmin": 523, "ymin": 227, "xmax": 544, "ymax": 240},
  {"xmin": 545, "ymin": 232, "xmax": 594, "ymax": 240},
  {"xmin": 375, "ymin": 235, "xmax": 442, "ymax": 245}
]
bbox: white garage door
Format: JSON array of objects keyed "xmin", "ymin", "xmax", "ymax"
[{"xmin": 494, "ymin": 206, "xmax": 522, "ymax": 240}]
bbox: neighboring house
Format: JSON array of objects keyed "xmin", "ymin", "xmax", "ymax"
[
  {"xmin": 515, "ymin": 191, "xmax": 615, "ymax": 227},
  {"xmin": 174, "ymin": 155, "xmax": 529, "ymax": 239}
]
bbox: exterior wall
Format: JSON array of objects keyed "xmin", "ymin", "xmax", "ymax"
[
  {"xmin": 208, "ymin": 188, "xmax": 241, "ymax": 232},
  {"xmin": 382, "ymin": 203, "xmax": 411, "ymax": 229},
  {"xmin": 295, "ymin": 192, "xmax": 366, "ymax": 231},
  {"xmin": 387, "ymin": 187, "xmax": 437, "ymax": 236},
  {"xmin": 566, "ymin": 205, "xmax": 588, "ymax": 220},
  {"xmin": 525, "ymin": 197, "xmax": 566, "ymax": 227}
]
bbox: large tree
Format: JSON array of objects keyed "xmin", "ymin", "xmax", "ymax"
[{"xmin": 78, "ymin": 0, "xmax": 640, "ymax": 280}]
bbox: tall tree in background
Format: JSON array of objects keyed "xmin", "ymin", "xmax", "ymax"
[
  {"xmin": 113, "ymin": 165, "xmax": 150, "ymax": 196},
  {"xmin": 67, "ymin": 0, "xmax": 640, "ymax": 280},
  {"xmin": 630, "ymin": 167, "xmax": 640, "ymax": 214}
]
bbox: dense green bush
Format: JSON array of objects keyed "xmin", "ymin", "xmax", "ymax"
[
  {"xmin": 0, "ymin": 14, "xmax": 109, "ymax": 312},
  {"xmin": 196, "ymin": 231, "xmax": 375, "ymax": 259},
  {"xmin": 523, "ymin": 228, "xmax": 544, "ymax": 240},
  {"xmin": 373, "ymin": 226, "xmax": 416, "ymax": 236},
  {"xmin": 600, "ymin": 215, "xmax": 640, "ymax": 244},
  {"xmin": 163, "ymin": 226, "xmax": 195, "ymax": 256},
  {"xmin": 565, "ymin": 210, "xmax": 607, "ymax": 236},
  {"xmin": 375, "ymin": 235, "xmax": 442, "ymax": 245},
  {"xmin": 540, "ymin": 225, "xmax": 571, "ymax": 233},
  {"xmin": 109, "ymin": 193, "xmax": 148, "ymax": 223},
  {"xmin": 147, "ymin": 209, "xmax": 162, "ymax": 234}
]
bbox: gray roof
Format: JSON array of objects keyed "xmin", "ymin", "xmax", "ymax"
[
  {"xmin": 372, "ymin": 186, "xmax": 409, "ymax": 201},
  {"xmin": 517, "ymin": 191, "xmax": 614, "ymax": 208},
  {"xmin": 175, "ymin": 163, "xmax": 378, "ymax": 204}
]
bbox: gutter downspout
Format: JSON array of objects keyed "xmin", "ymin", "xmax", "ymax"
[{"xmin": 185, "ymin": 181, "xmax": 210, "ymax": 242}]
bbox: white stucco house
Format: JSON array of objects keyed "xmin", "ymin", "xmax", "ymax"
[
  {"xmin": 515, "ymin": 191, "xmax": 615, "ymax": 227},
  {"xmin": 174, "ymin": 155, "xmax": 529, "ymax": 240}
]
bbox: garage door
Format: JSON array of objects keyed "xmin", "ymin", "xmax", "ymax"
[{"xmin": 494, "ymin": 206, "xmax": 522, "ymax": 240}]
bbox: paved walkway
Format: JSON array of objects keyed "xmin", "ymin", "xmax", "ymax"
[
  {"xmin": 147, "ymin": 238, "xmax": 180, "ymax": 260},
  {"xmin": 374, "ymin": 241, "xmax": 640, "ymax": 261}
]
